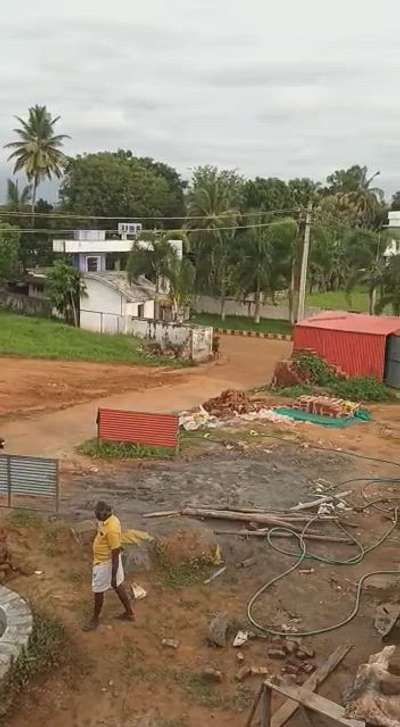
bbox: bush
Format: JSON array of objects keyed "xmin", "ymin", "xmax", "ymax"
[
  {"xmin": 77, "ymin": 438, "xmax": 176, "ymax": 460},
  {"xmin": 292, "ymin": 351, "xmax": 337, "ymax": 386},
  {"xmin": 331, "ymin": 377, "xmax": 394, "ymax": 402}
]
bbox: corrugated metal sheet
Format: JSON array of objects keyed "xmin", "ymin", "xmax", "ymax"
[
  {"xmin": 298, "ymin": 311, "xmax": 400, "ymax": 335},
  {"xmin": 0, "ymin": 455, "xmax": 59, "ymax": 510},
  {"xmin": 97, "ymin": 408, "xmax": 179, "ymax": 448},
  {"xmin": 294, "ymin": 326, "xmax": 387, "ymax": 379}
]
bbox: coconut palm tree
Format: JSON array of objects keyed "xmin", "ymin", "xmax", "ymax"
[
  {"xmin": 6, "ymin": 179, "xmax": 31, "ymax": 211},
  {"xmin": 326, "ymin": 166, "xmax": 385, "ymax": 228},
  {"xmin": 4, "ymin": 105, "xmax": 70, "ymax": 218}
]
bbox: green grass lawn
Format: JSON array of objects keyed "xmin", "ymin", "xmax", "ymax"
[
  {"xmin": 0, "ymin": 311, "xmax": 174, "ymax": 365},
  {"xmin": 191, "ymin": 312, "xmax": 292, "ymax": 335},
  {"xmin": 306, "ymin": 288, "xmax": 369, "ymax": 312}
]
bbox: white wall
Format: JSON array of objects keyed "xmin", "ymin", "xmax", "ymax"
[
  {"xmin": 128, "ymin": 319, "xmax": 213, "ymax": 362},
  {"xmin": 193, "ymin": 295, "xmax": 321, "ymax": 321},
  {"xmin": 80, "ymin": 277, "xmax": 155, "ymax": 334}
]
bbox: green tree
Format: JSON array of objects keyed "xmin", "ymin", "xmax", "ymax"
[
  {"xmin": 60, "ymin": 151, "xmax": 176, "ymax": 221},
  {"xmin": 6, "ymin": 179, "xmax": 31, "ymax": 210},
  {"xmin": 391, "ymin": 191, "xmax": 400, "ymax": 211},
  {"xmin": 237, "ymin": 217, "xmax": 298, "ymax": 322},
  {"xmin": 46, "ymin": 261, "xmax": 86, "ymax": 326},
  {"xmin": 375, "ymin": 256, "xmax": 400, "ymax": 315},
  {"xmin": 165, "ymin": 256, "xmax": 195, "ymax": 321},
  {"xmin": 287, "ymin": 178, "xmax": 321, "ymax": 207},
  {"xmin": 242, "ymin": 177, "xmax": 291, "ymax": 212},
  {"xmin": 325, "ymin": 165, "xmax": 385, "ymax": 228},
  {"xmin": 187, "ymin": 166, "xmax": 242, "ymax": 319},
  {"xmin": 127, "ymin": 234, "xmax": 177, "ymax": 318},
  {"xmin": 4, "ymin": 105, "xmax": 70, "ymax": 217},
  {"xmin": 0, "ymin": 223, "xmax": 21, "ymax": 281},
  {"xmin": 138, "ymin": 156, "xmax": 186, "ymax": 223}
]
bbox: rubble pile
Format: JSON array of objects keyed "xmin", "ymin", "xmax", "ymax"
[{"xmin": 202, "ymin": 389, "xmax": 267, "ymax": 418}]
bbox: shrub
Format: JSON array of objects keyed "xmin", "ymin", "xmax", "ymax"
[{"xmin": 331, "ymin": 377, "xmax": 394, "ymax": 402}]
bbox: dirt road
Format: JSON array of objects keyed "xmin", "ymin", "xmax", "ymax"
[{"xmin": 0, "ymin": 335, "xmax": 291, "ymax": 458}]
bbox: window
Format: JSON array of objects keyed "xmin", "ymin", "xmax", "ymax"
[
  {"xmin": 86, "ymin": 257, "xmax": 98, "ymax": 272},
  {"xmin": 137, "ymin": 303, "xmax": 145, "ymax": 319}
]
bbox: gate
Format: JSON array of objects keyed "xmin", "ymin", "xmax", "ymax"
[
  {"xmin": 0, "ymin": 455, "xmax": 59, "ymax": 512},
  {"xmin": 385, "ymin": 334, "xmax": 400, "ymax": 389}
]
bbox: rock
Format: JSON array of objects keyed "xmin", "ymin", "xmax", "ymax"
[
  {"xmin": 297, "ymin": 646, "xmax": 315, "ymax": 659},
  {"xmin": 236, "ymin": 666, "xmax": 252, "ymax": 682},
  {"xmin": 283, "ymin": 664, "xmax": 299, "ymax": 675},
  {"xmin": 236, "ymin": 653, "xmax": 245, "ymax": 663},
  {"xmin": 123, "ymin": 544, "xmax": 153, "ymax": 574},
  {"xmin": 208, "ymin": 613, "xmax": 230, "ymax": 647},
  {"xmin": 284, "ymin": 640, "xmax": 298, "ymax": 655},
  {"xmin": 268, "ymin": 648, "xmax": 286, "ymax": 660},
  {"xmin": 301, "ymin": 663, "xmax": 316, "ymax": 674},
  {"xmin": 251, "ymin": 667, "xmax": 270, "ymax": 677},
  {"xmin": 374, "ymin": 603, "xmax": 400, "ymax": 638},
  {"xmin": 237, "ymin": 556, "xmax": 257, "ymax": 569},
  {"xmin": 201, "ymin": 667, "xmax": 223, "ymax": 683},
  {"xmin": 161, "ymin": 638, "xmax": 180, "ymax": 650},
  {"xmin": 155, "ymin": 521, "xmax": 220, "ymax": 568}
]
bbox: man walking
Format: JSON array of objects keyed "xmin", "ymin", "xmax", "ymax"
[{"xmin": 83, "ymin": 500, "xmax": 135, "ymax": 631}]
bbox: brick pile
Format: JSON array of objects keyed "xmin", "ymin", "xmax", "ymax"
[{"xmin": 293, "ymin": 395, "xmax": 360, "ymax": 419}]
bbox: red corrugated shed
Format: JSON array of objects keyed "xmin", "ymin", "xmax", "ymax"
[
  {"xmin": 294, "ymin": 311, "xmax": 400, "ymax": 380},
  {"xmin": 97, "ymin": 408, "xmax": 179, "ymax": 448}
]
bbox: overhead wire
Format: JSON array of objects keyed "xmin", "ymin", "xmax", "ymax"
[{"xmin": 0, "ymin": 207, "xmax": 303, "ymax": 221}]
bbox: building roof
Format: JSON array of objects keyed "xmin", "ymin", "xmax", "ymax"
[
  {"xmin": 296, "ymin": 310, "xmax": 400, "ymax": 336},
  {"xmin": 84, "ymin": 272, "xmax": 155, "ymax": 302}
]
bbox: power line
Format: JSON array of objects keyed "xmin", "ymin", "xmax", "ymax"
[
  {"xmin": 0, "ymin": 207, "xmax": 302, "ymax": 222},
  {"xmin": 1, "ymin": 220, "xmax": 301, "ymax": 236}
]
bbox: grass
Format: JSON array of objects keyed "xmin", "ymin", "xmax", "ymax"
[
  {"xmin": 0, "ymin": 311, "xmax": 177, "ymax": 366},
  {"xmin": 6, "ymin": 509, "xmax": 44, "ymax": 529},
  {"xmin": 77, "ymin": 438, "xmax": 176, "ymax": 460},
  {"xmin": 0, "ymin": 612, "xmax": 70, "ymax": 721},
  {"xmin": 191, "ymin": 312, "xmax": 292, "ymax": 335},
  {"xmin": 306, "ymin": 288, "xmax": 369, "ymax": 312}
]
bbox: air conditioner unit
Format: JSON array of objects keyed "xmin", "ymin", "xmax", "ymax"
[{"xmin": 118, "ymin": 222, "xmax": 143, "ymax": 237}]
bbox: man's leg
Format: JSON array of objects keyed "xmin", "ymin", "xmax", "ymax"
[
  {"xmin": 83, "ymin": 592, "xmax": 104, "ymax": 631},
  {"xmin": 114, "ymin": 583, "xmax": 135, "ymax": 621}
]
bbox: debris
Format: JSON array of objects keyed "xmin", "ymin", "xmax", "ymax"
[
  {"xmin": 302, "ymin": 663, "xmax": 316, "ymax": 674},
  {"xmin": 373, "ymin": 603, "xmax": 400, "ymax": 639},
  {"xmin": 236, "ymin": 666, "xmax": 252, "ymax": 682},
  {"xmin": 237, "ymin": 556, "xmax": 257, "ymax": 569},
  {"xmin": 297, "ymin": 646, "xmax": 315, "ymax": 659},
  {"xmin": 251, "ymin": 666, "xmax": 270, "ymax": 677},
  {"xmin": 346, "ymin": 645, "xmax": 400, "ymax": 725},
  {"xmin": 268, "ymin": 648, "xmax": 286, "ymax": 660},
  {"xmin": 290, "ymin": 490, "xmax": 352, "ymax": 512},
  {"xmin": 299, "ymin": 569, "xmax": 315, "ymax": 575},
  {"xmin": 236, "ymin": 652, "xmax": 245, "ymax": 663},
  {"xmin": 179, "ymin": 406, "xmax": 219, "ymax": 432},
  {"xmin": 34, "ymin": 570, "xmax": 43, "ymax": 576},
  {"xmin": 130, "ymin": 583, "xmax": 147, "ymax": 600},
  {"xmin": 233, "ymin": 631, "xmax": 249, "ymax": 648},
  {"xmin": 203, "ymin": 566, "xmax": 227, "ymax": 585},
  {"xmin": 201, "ymin": 667, "xmax": 223, "ymax": 683},
  {"xmin": 283, "ymin": 641, "xmax": 298, "ymax": 656},
  {"xmin": 161, "ymin": 638, "xmax": 180, "ymax": 650},
  {"xmin": 203, "ymin": 389, "xmax": 266, "ymax": 417},
  {"xmin": 208, "ymin": 613, "xmax": 230, "ymax": 647}
]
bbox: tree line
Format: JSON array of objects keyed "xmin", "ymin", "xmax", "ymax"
[{"xmin": 1, "ymin": 104, "xmax": 400, "ymax": 321}]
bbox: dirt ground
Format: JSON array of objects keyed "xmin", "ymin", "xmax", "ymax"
[
  {"xmin": 3, "ymin": 429, "xmax": 400, "ymax": 727},
  {"xmin": 0, "ymin": 336, "xmax": 291, "ymax": 458}
]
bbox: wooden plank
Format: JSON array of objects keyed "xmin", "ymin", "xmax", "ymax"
[
  {"xmin": 271, "ymin": 644, "xmax": 352, "ymax": 727},
  {"xmin": 290, "ymin": 490, "xmax": 352, "ymax": 511},
  {"xmin": 265, "ymin": 681, "xmax": 364, "ymax": 727},
  {"xmin": 245, "ymin": 683, "xmax": 264, "ymax": 727}
]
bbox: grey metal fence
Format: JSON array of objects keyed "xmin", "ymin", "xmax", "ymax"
[{"xmin": 0, "ymin": 455, "xmax": 59, "ymax": 512}]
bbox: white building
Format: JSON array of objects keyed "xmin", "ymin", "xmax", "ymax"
[
  {"xmin": 52, "ymin": 229, "xmax": 183, "ymax": 333},
  {"xmin": 385, "ymin": 212, "xmax": 400, "ymax": 258}
]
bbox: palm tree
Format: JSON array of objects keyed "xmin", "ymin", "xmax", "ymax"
[
  {"xmin": 326, "ymin": 166, "xmax": 385, "ymax": 228},
  {"xmin": 375, "ymin": 255, "xmax": 400, "ymax": 315},
  {"xmin": 6, "ymin": 179, "xmax": 32, "ymax": 210},
  {"xmin": 127, "ymin": 233, "xmax": 179, "ymax": 319},
  {"xmin": 46, "ymin": 261, "xmax": 86, "ymax": 326},
  {"xmin": 4, "ymin": 105, "xmax": 70, "ymax": 218},
  {"xmin": 237, "ymin": 216, "xmax": 297, "ymax": 323}
]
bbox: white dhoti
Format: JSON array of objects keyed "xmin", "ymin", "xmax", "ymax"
[{"xmin": 92, "ymin": 555, "xmax": 124, "ymax": 593}]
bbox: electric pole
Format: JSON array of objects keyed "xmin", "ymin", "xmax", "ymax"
[{"xmin": 297, "ymin": 201, "xmax": 313, "ymax": 322}]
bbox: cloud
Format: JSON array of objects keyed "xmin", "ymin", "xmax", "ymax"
[{"xmin": 0, "ymin": 0, "xmax": 400, "ymax": 200}]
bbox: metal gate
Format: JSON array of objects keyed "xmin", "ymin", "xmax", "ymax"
[
  {"xmin": 385, "ymin": 334, "xmax": 400, "ymax": 389},
  {"xmin": 0, "ymin": 455, "xmax": 59, "ymax": 512}
]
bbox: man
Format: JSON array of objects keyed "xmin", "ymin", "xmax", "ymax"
[{"xmin": 83, "ymin": 500, "xmax": 135, "ymax": 631}]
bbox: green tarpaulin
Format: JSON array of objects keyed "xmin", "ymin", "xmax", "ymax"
[{"xmin": 274, "ymin": 407, "xmax": 371, "ymax": 428}]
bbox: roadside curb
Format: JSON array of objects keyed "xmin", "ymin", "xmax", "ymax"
[{"xmin": 214, "ymin": 327, "xmax": 293, "ymax": 342}]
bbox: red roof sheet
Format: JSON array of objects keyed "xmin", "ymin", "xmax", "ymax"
[{"xmin": 297, "ymin": 311, "xmax": 400, "ymax": 336}]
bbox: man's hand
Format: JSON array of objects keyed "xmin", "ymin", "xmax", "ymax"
[{"xmin": 111, "ymin": 548, "xmax": 120, "ymax": 590}]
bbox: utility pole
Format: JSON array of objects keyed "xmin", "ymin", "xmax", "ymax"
[{"xmin": 297, "ymin": 201, "xmax": 313, "ymax": 322}]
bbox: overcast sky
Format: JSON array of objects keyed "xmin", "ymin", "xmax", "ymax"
[{"xmin": 1, "ymin": 0, "xmax": 400, "ymax": 202}]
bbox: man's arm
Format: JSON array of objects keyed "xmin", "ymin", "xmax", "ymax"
[{"xmin": 111, "ymin": 547, "xmax": 120, "ymax": 589}]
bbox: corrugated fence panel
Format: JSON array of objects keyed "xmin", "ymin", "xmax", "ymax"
[
  {"xmin": 97, "ymin": 408, "xmax": 179, "ymax": 448},
  {"xmin": 294, "ymin": 328, "xmax": 387, "ymax": 380},
  {"xmin": 0, "ymin": 455, "xmax": 59, "ymax": 507}
]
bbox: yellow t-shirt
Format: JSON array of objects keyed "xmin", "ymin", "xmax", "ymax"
[{"xmin": 93, "ymin": 515, "xmax": 122, "ymax": 565}]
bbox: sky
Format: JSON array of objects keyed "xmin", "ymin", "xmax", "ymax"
[{"xmin": 1, "ymin": 0, "xmax": 400, "ymax": 203}]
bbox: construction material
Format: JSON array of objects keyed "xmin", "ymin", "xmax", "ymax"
[
  {"xmin": 293, "ymin": 395, "xmax": 360, "ymax": 419},
  {"xmin": 290, "ymin": 491, "xmax": 352, "ymax": 512},
  {"xmin": 202, "ymin": 389, "xmax": 266, "ymax": 417},
  {"xmin": 374, "ymin": 603, "xmax": 400, "ymax": 639},
  {"xmin": 203, "ymin": 566, "xmax": 227, "ymax": 585},
  {"xmin": 346, "ymin": 645, "xmax": 400, "ymax": 726},
  {"xmin": 274, "ymin": 406, "xmax": 370, "ymax": 428},
  {"xmin": 271, "ymin": 644, "xmax": 352, "ymax": 727},
  {"xmin": 264, "ymin": 681, "xmax": 364, "ymax": 726},
  {"xmin": 143, "ymin": 510, "xmax": 180, "ymax": 519}
]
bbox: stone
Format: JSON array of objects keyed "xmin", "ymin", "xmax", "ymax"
[
  {"xmin": 236, "ymin": 666, "xmax": 252, "ymax": 682},
  {"xmin": 161, "ymin": 638, "xmax": 180, "ymax": 650},
  {"xmin": 268, "ymin": 648, "xmax": 286, "ymax": 660},
  {"xmin": 208, "ymin": 613, "xmax": 229, "ymax": 648},
  {"xmin": 296, "ymin": 646, "xmax": 315, "ymax": 659},
  {"xmin": 236, "ymin": 652, "xmax": 245, "ymax": 663},
  {"xmin": 284, "ymin": 640, "xmax": 298, "ymax": 655},
  {"xmin": 301, "ymin": 663, "xmax": 316, "ymax": 674},
  {"xmin": 201, "ymin": 667, "xmax": 223, "ymax": 683}
]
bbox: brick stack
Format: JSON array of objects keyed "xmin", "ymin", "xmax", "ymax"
[{"xmin": 293, "ymin": 395, "xmax": 360, "ymax": 419}]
